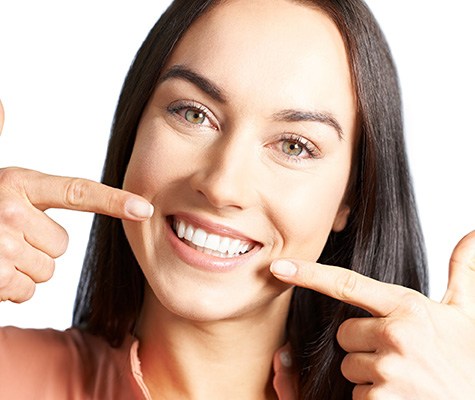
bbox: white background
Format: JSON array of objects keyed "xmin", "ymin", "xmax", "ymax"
[{"xmin": 0, "ymin": 1, "xmax": 474, "ymax": 329}]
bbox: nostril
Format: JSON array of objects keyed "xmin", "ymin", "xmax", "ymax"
[{"xmin": 188, "ymin": 158, "xmax": 251, "ymax": 211}]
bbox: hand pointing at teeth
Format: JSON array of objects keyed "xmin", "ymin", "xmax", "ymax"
[
  {"xmin": 0, "ymin": 102, "xmax": 153, "ymax": 304},
  {"xmin": 271, "ymin": 231, "xmax": 475, "ymax": 399},
  {"xmin": 0, "ymin": 166, "xmax": 154, "ymax": 304}
]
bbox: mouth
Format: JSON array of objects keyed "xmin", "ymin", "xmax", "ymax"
[{"xmin": 169, "ymin": 216, "xmax": 259, "ymax": 259}]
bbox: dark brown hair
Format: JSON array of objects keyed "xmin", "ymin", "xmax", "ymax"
[{"xmin": 73, "ymin": 1, "xmax": 428, "ymax": 398}]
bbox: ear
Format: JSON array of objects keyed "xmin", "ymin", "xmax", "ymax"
[{"xmin": 332, "ymin": 204, "xmax": 350, "ymax": 232}]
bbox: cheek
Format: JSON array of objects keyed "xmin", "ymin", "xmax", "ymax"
[
  {"xmin": 269, "ymin": 163, "xmax": 351, "ymax": 261},
  {"xmin": 123, "ymin": 123, "xmax": 186, "ymax": 200}
]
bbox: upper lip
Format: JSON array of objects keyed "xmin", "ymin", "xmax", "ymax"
[{"xmin": 169, "ymin": 213, "xmax": 261, "ymax": 245}]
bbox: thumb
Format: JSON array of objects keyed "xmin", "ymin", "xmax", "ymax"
[
  {"xmin": 442, "ymin": 230, "xmax": 475, "ymax": 313},
  {"xmin": 273, "ymin": 343, "xmax": 298, "ymax": 400}
]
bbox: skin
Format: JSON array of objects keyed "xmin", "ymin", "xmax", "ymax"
[
  {"xmin": 122, "ymin": 1, "xmax": 354, "ymax": 398},
  {"xmin": 0, "ymin": 1, "xmax": 474, "ymax": 400},
  {"xmin": 0, "ymin": 100, "xmax": 4, "ymax": 134},
  {"xmin": 271, "ymin": 232, "xmax": 475, "ymax": 399}
]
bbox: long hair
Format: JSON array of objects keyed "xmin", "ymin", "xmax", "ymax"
[{"xmin": 73, "ymin": 1, "xmax": 428, "ymax": 399}]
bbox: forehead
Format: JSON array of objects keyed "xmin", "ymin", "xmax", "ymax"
[{"xmin": 163, "ymin": 0, "xmax": 355, "ymax": 133}]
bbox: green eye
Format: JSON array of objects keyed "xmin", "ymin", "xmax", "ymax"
[
  {"xmin": 282, "ymin": 140, "xmax": 303, "ymax": 156},
  {"xmin": 185, "ymin": 109, "xmax": 206, "ymax": 125}
]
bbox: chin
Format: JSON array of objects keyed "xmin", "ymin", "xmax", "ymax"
[{"xmin": 142, "ymin": 265, "xmax": 292, "ymax": 324}]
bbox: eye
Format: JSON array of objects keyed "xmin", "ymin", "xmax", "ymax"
[
  {"xmin": 167, "ymin": 100, "xmax": 217, "ymax": 129},
  {"xmin": 282, "ymin": 140, "xmax": 304, "ymax": 157},
  {"xmin": 279, "ymin": 134, "xmax": 320, "ymax": 161},
  {"xmin": 184, "ymin": 109, "xmax": 206, "ymax": 125}
]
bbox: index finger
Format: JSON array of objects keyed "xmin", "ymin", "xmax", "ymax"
[
  {"xmin": 7, "ymin": 168, "xmax": 153, "ymax": 221},
  {"xmin": 270, "ymin": 259, "xmax": 415, "ymax": 317}
]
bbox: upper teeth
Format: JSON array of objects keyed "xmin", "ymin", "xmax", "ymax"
[{"xmin": 173, "ymin": 218, "xmax": 254, "ymax": 256}]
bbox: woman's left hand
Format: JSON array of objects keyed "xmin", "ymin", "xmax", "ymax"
[{"xmin": 270, "ymin": 231, "xmax": 475, "ymax": 399}]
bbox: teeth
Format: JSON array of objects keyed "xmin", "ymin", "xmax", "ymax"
[
  {"xmin": 177, "ymin": 220, "xmax": 186, "ymax": 239},
  {"xmin": 227, "ymin": 239, "xmax": 241, "ymax": 255},
  {"xmin": 238, "ymin": 243, "xmax": 250, "ymax": 254},
  {"xmin": 192, "ymin": 228, "xmax": 207, "ymax": 247},
  {"xmin": 184, "ymin": 225, "xmax": 194, "ymax": 241},
  {"xmin": 218, "ymin": 237, "xmax": 231, "ymax": 253},
  {"xmin": 204, "ymin": 234, "xmax": 220, "ymax": 251},
  {"xmin": 172, "ymin": 218, "xmax": 255, "ymax": 257}
]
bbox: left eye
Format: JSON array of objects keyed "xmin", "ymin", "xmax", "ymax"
[
  {"xmin": 277, "ymin": 134, "xmax": 319, "ymax": 160},
  {"xmin": 184, "ymin": 108, "xmax": 206, "ymax": 125},
  {"xmin": 282, "ymin": 140, "xmax": 305, "ymax": 157}
]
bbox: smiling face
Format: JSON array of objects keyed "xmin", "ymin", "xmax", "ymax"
[{"xmin": 123, "ymin": 0, "xmax": 357, "ymax": 323}]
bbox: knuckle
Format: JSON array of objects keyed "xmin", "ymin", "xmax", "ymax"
[
  {"xmin": 106, "ymin": 189, "xmax": 122, "ymax": 212},
  {"xmin": 0, "ymin": 264, "xmax": 16, "ymax": 291},
  {"xmin": 64, "ymin": 178, "xmax": 88, "ymax": 207},
  {"xmin": 399, "ymin": 290, "xmax": 427, "ymax": 315},
  {"xmin": 336, "ymin": 319, "xmax": 351, "ymax": 347},
  {"xmin": 34, "ymin": 257, "xmax": 56, "ymax": 283},
  {"xmin": 339, "ymin": 353, "xmax": 353, "ymax": 379},
  {"xmin": 0, "ymin": 167, "xmax": 23, "ymax": 187},
  {"xmin": 0, "ymin": 235, "xmax": 21, "ymax": 259},
  {"xmin": 373, "ymin": 355, "xmax": 397, "ymax": 381},
  {"xmin": 335, "ymin": 270, "xmax": 359, "ymax": 301},
  {"xmin": 53, "ymin": 229, "xmax": 69, "ymax": 258},
  {"xmin": 300, "ymin": 263, "xmax": 319, "ymax": 288},
  {"xmin": 0, "ymin": 200, "xmax": 26, "ymax": 227},
  {"xmin": 12, "ymin": 282, "xmax": 36, "ymax": 303},
  {"xmin": 379, "ymin": 319, "xmax": 408, "ymax": 352},
  {"xmin": 355, "ymin": 385, "xmax": 387, "ymax": 400},
  {"xmin": 364, "ymin": 384, "xmax": 400, "ymax": 400}
]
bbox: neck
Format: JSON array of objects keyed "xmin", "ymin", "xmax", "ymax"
[{"xmin": 136, "ymin": 286, "xmax": 292, "ymax": 400}]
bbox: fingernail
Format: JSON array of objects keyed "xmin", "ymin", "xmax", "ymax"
[
  {"xmin": 279, "ymin": 351, "xmax": 293, "ymax": 368},
  {"xmin": 271, "ymin": 260, "xmax": 297, "ymax": 277},
  {"xmin": 125, "ymin": 198, "xmax": 154, "ymax": 219}
]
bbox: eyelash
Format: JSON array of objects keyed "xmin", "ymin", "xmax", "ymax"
[
  {"xmin": 167, "ymin": 100, "xmax": 217, "ymax": 129},
  {"xmin": 278, "ymin": 133, "xmax": 321, "ymax": 162}
]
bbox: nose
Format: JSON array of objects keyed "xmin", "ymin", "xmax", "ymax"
[{"xmin": 190, "ymin": 135, "xmax": 257, "ymax": 210}]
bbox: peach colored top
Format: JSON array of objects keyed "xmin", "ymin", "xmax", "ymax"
[{"xmin": 0, "ymin": 327, "xmax": 297, "ymax": 399}]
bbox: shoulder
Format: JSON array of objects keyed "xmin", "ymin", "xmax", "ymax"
[
  {"xmin": 0, "ymin": 326, "xmax": 78, "ymax": 369},
  {"xmin": 0, "ymin": 326, "xmax": 144, "ymax": 399}
]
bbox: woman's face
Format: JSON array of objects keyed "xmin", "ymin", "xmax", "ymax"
[{"xmin": 123, "ymin": 0, "xmax": 356, "ymax": 322}]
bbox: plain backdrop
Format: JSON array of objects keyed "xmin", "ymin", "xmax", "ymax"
[{"xmin": 0, "ymin": 1, "xmax": 474, "ymax": 329}]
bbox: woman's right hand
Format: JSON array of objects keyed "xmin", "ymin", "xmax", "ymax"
[{"xmin": 0, "ymin": 101, "xmax": 153, "ymax": 303}]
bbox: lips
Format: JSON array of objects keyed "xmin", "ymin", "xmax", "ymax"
[{"xmin": 171, "ymin": 216, "xmax": 257, "ymax": 259}]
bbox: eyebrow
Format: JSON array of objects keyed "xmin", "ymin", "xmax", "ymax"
[
  {"xmin": 158, "ymin": 65, "xmax": 344, "ymax": 139},
  {"xmin": 158, "ymin": 65, "xmax": 228, "ymax": 103},
  {"xmin": 272, "ymin": 109, "xmax": 344, "ymax": 140}
]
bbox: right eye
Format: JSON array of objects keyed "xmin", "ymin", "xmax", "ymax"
[
  {"xmin": 183, "ymin": 108, "xmax": 207, "ymax": 125},
  {"xmin": 167, "ymin": 101, "xmax": 217, "ymax": 129}
]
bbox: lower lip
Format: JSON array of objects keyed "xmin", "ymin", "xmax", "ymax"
[{"xmin": 165, "ymin": 221, "xmax": 261, "ymax": 272}]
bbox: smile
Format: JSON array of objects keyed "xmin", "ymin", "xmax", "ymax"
[{"xmin": 172, "ymin": 217, "xmax": 256, "ymax": 258}]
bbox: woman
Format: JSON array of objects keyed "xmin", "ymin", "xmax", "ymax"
[{"xmin": 1, "ymin": 0, "xmax": 474, "ymax": 399}]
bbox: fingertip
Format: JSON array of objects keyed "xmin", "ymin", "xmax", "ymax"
[
  {"xmin": 279, "ymin": 350, "xmax": 293, "ymax": 368},
  {"xmin": 270, "ymin": 260, "xmax": 297, "ymax": 278},
  {"xmin": 273, "ymin": 342, "xmax": 294, "ymax": 372},
  {"xmin": 460, "ymin": 230, "xmax": 475, "ymax": 244},
  {"xmin": 451, "ymin": 230, "xmax": 475, "ymax": 263},
  {"xmin": 273, "ymin": 343, "xmax": 298, "ymax": 400},
  {"xmin": 124, "ymin": 197, "xmax": 154, "ymax": 220}
]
